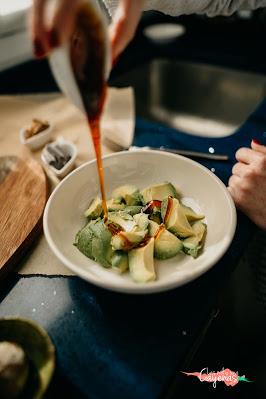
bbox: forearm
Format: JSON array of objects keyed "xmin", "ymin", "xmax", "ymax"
[{"xmin": 103, "ymin": 0, "xmax": 266, "ymax": 17}]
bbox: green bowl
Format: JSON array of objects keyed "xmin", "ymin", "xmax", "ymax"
[{"xmin": 0, "ymin": 317, "xmax": 55, "ymax": 399}]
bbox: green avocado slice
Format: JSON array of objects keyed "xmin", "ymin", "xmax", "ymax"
[
  {"xmin": 74, "ymin": 220, "xmax": 96, "ymax": 258},
  {"xmin": 75, "ymin": 220, "xmax": 113, "ymax": 267},
  {"xmin": 111, "ymin": 230, "xmax": 147, "ymax": 251},
  {"xmin": 148, "ymin": 220, "xmax": 160, "ymax": 237},
  {"xmin": 162, "ymin": 197, "xmax": 194, "ymax": 238},
  {"xmin": 129, "ymin": 238, "xmax": 156, "ymax": 283},
  {"xmin": 183, "ymin": 221, "xmax": 207, "ymax": 258},
  {"xmin": 84, "ymin": 197, "xmax": 103, "ymax": 219},
  {"xmin": 108, "ymin": 212, "xmax": 136, "ymax": 232},
  {"xmin": 154, "ymin": 228, "xmax": 183, "ymax": 260},
  {"xmin": 181, "ymin": 203, "xmax": 205, "ymax": 222},
  {"xmin": 111, "ymin": 185, "xmax": 143, "ymax": 206},
  {"xmin": 141, "ymin": 182, "xmax": 178, "ymax": 203},
  {"xmin": 123, "ymin": 206, "xmax": 143, "ymax": 216},
  {"xmin": 133, "ymin": 213, "xmax": 149, "ymax": 230},
  {"xmin": 107, "ymin": 199, "xmax": 126, "ymax": 212},
  {"xmin": 112, "ymin": 251, "xmax": 129, "ymax": 273}
]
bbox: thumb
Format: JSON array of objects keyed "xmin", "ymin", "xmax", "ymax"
[
  {"xmin": 109, "ymin": 0, "xmax": 144, "ymax": 60},
  {"xmin": 251, "ymin": 139, "xmax": 266, "ymax": 154}
]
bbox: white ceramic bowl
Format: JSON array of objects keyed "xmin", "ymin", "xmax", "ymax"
[
  {"xmin": 20, "ymin": 123, "xmax": 53, "ymax": 151},
  {"xmin": 43, "ymin": 150, "xmax": 236, "ymax": 294}
]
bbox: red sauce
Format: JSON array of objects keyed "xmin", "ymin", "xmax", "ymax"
[
  {"xmin": 107, "ymin": 222, "xmax": 122, "ymax": 236},
  {"xmin": 119, "ymin": 232, "xmax": 135, "ymax": 250},
  {"xmin": 88, "ymin": 110, "xmax": 108, "ymax": 221},
  {"xmin": 141, "ymin": 200, "xmax": 162, "ymax": 214},
  {"xmin": 163, "ymin": 197, "xmax": 173, "ymax": 225},
  {"xmin": 137, "ymin": 236, "xmax": 151, "ymax": 248},
  {"xmin": 154, "ymin": 224, "xmax": 165, "ymax": 240}
]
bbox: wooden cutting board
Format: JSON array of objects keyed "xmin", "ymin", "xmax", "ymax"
[{"xmin": 0, "ymin": 156, "xmax": 48, "ymax": 279}]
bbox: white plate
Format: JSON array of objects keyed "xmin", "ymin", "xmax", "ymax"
[{"xmin": 43, "ymin": 150, "xmax": 236, "ymax": 294}]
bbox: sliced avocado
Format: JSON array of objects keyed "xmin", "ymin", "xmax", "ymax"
[
  {"xmin": 75, "ymin": 220, "xmax": 113, "ymax": 267},
  {"xmin": 111, "ymin": 185, "xmax": 143, "ymax": 206},
  {"xmin": 129, "ymin": 238, "xmax": 156, "ymax": 283},
  {"xmin": 148, "ymin": 220, "xmax": 160, "ymax": 237},
  {"xmin": 133, "ymin": 213, "xmax": 149, "ymax": 230},
  {"xmin": 183, "ymin": 221, "xmax": 207, "ymax": 258},
  {"xmin": 154, "ymin": 228, "xmax": 183, "ymax": 260},
  {"xmin": 111, "ymin": 230, "xmax": 147, "ymax": 251},
  {"xmin": 162, "ymin": 197, "xmax": 194, "ymax": 238},
  {"xmin": 84, "ymin": 197, "xmax": 103, "ymax": 219},
  {"xmin": 181, "ymin": 203, "xmax": 205, "ymax": 222},
  {"xmin": 141, "ymin": 182, "xmax": 178, "ymax": 203},
  {"xmin": 123, "ymin": 206, "xmax": 143, "ymax": 216},
  {"xmin": 108, "ymin": 212, "xmax": 136, "ymax": 232},
  {"xmin": 89, "ymin": 220, "xmax": 113, "ymax": 267},
  {"xmin": 112, "ymin": 251, "xmax": 129, "ymax": 273},
  {"xmin": 74, "ymin": 220, "xmax": 96, "ymax": 258},
  {"xmin": 149, "ymin": 211, "xmax": 162, "ymax": 225},
  {"xmin": 107, "ymin": 199, "xmax": 126, "ymax": 212}
]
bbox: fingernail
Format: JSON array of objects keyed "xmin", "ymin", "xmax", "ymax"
[
  {"xmin": 252, "ymin": 139, "xmax": 262, "ymax": 145},
  {"xmin": 33, "ymin": 39, "xmax": 45, "ymax": 58},
  {"xmin": 47, "ymin": 29, "xmax": 59, "ymax": 48}
]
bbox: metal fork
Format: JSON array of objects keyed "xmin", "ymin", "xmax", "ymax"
[{"xmin": 103, "ymin": 137, "xmax": 229, "ymax": 161}]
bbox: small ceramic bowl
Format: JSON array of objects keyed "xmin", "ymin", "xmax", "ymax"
[
  {"xmin": 20, "ymin": 123, "xmax": 53, "ymax": 151},
  {"xmin": 41, "ymin": 137, "xmax": 77, "ymax": 179},
  {"xmin": 0, "ymin": 317, "xmax": 55, "ymax": 399}
]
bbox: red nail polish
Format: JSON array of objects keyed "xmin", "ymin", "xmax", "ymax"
[
  {"xmin": 33, "ymin": 39, "xmax": 45, "ymax": 58},
  {"xmin": 252, "ymin": 139, "xmax": 261, "ymax": 145},
  {"xmin": 47, "ymin": 29, "xmax": 59, "ymax": 48}
]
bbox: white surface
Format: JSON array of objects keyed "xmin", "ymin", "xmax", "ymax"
[
  {"xmin": 44, "ymin": 150, "xmax": 237, "ymax": 294},
  {"xmin": 20, "ymin": 123, "xmax": 53, "ymax": 151}
]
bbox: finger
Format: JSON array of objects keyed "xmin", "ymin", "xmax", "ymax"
[
  {"xmin": 48, "ymin": 0, "xmax": 80, "ymax": 49},
  {"xmin": 228, "ymin": 174, "xmax": 248, "ymax": 210},
  {"xmin": 31, "ymin": 0, "xmax": 48, "ymax": 57},
  {"xmin": 251, "ymin": 139, "xmax": 266, "ymax": 155},
  {"xmin": 231, "ymin": 162, "xmax": 248, "ymax": 178},
  {"xmin": 109, "ymin": 0, "xmax": 144, "ymax": 60},
  {"xmin": 235, "ymin": 147, "xmax": 262, "ymax": 165},
  {"xmin": 228, "ymin": 174, "xmax": 241, "ymax": 189},
  {"xmin": 227, "ymin": 185, "xmax": 236, "ymax": 199}
]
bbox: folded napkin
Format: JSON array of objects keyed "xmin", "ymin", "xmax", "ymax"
[{"xmin": 0, "ymin": 87, "xmax": 134, "ymax": 275}]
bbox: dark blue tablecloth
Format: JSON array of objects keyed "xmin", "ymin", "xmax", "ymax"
[
  {"xmin": 133, "ymin": 99, "xmax": 266, "ymax": 186},
  {"xmin": 1, "ymin": 99, "xmax": 266, "ymax": 399}
]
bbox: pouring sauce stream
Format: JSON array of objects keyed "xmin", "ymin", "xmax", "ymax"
[{"xmin": 70, "ymin": 2, "xmax": 109, "ymax": 220}]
